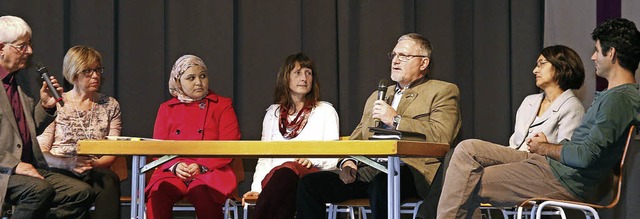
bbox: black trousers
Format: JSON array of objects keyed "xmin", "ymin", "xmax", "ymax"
[
  {"xmin": 296, "ymin": 165, "xmax": 417, "ymax": 219},
  {"xmin": 51, "ymin": 167, "xmax": 121, "ymax": 219},
  {"xmin": 6, "ymin": 169, "xmax": 95, "ymax": 219},
  {"xmin": 415, "ymin": 149, "xmax": 454, "ymax": 219}
]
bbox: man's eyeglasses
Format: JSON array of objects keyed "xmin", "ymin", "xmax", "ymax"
[
  {"xmin": 80, "ymin": 67, "xmax": 105, "ymax": 77},
  {"xmin": 388, "ymin": 52, "xmax": 428, "ymax": 62},
  {"xmin": 5, "ymin": 42, "xmax": 31, "ymax": 53}
]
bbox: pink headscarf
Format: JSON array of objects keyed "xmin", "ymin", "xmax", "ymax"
[{"xmin": 168, "ymin": 54, "xmax": 208, "ymax": 103}]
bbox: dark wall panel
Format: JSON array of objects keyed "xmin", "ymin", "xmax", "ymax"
[
  {"xmin": 236, "ymin": 0, "xmax": 302, "ymax": 140},
  {"xmin": 472, "ymin": 0, "xmax": 512, "ymax": 143},
  {"xmin": 117, "ymin": 1, "xmax": 165, "ymax": 138},
  {"xmin": 301, "ymin": 1, "xmax": 339, "ymax": 128},
  {"xmin": 68, "ymin": 0, "xmax": 116, "ymax": 96},
  {"xmin": 509, "ymin": 0, "xmax": 544, "ymax": 134},
  {"xmin": 165, "ymin": 1, "xmax": 235, "ymax": 99}
]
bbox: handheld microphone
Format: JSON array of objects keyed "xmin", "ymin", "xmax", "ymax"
[
  {"xmin": 375, "ymin": 79, "xmax": 388, "ymax": 127},
  {"xmin": 377, "ymin": 79, "xmax": 388, "ymax": 101},
  {"xmin": 36, "ymin": 63, "xmax": 64, "ymax": 107}
]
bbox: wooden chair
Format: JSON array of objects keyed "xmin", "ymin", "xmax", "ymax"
[{"xmin": 513, "ymin": 125, "xmax": 637, "ymax": 219}]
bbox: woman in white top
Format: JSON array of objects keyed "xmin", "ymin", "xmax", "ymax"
[
  {"xmin": 509, "ymin": 45, "xmax": 585, "ymax": 151},
  {"xmin": 243, "ymin": 53, "xmax": 339, "ymax": 219}
]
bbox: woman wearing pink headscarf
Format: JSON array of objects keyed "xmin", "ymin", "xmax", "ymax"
[{"xmin": 145, "ymin": 55, "xmax": 241, "ymax": 219}]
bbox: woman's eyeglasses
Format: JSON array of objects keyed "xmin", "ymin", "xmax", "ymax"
[{"xmin": 80, "ymin": 67, "xmax": 105, "ymax": 77}]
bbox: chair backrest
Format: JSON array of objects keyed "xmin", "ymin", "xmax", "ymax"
[
  {"xmin": 110, "ymin": 156, "xmax": 128, "ymax": 181},
  {"xmin": 230, "ymin": 158, "xmax": 244, "ymax": 200},
  {"xmin": 517, "ymin": 124, "xmax": 637, "ymax": 209},
  {"xmin": 603, "ymin": 125, "xmax": 636, "ymax": 208}
]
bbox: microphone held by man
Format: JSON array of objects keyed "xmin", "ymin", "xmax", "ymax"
[{"xmin": 36, "ymin": 62, "xmax": 64, "ymax": 107}]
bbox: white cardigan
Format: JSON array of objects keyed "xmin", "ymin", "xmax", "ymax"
[
  {"xmin": 250, "ymin": 101, "xmax": 339, "ymax": 193},
  {"xmin": 508, "ymin": 89, "xmax": 584, "ymax": 151}
]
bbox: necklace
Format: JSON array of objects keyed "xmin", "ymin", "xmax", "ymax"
[{"xmin": 70, "ymin": 93, "xmax": 96, "ymax": 140}]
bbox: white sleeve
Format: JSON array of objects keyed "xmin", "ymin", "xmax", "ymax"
[
  {"xmin": 261, "ymin": 106, "xmax": 276, "ymax": 141},
  {"xmin": 508, "ymin": 101, "xmax": 526, "ymax": 147},
  {"xmin": 250, "ymin": 158, "xmax": 271, "ymax": 193},
  {"xmin": 252, "ymin": 105, "xmax": 278, "ymax": 193},
  {"xmin": 309, "ymin": 103, "xmax": 340, "ymax": 170},
  {"xmin": 554, "ymin": 99, "xmax": 585, "ymax": 143}
]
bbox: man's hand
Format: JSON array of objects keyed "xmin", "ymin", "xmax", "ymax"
[
  {"xmin": 39, "ymin": 76, "xmax": 63, "ymax": 109},
  {"xmin": 15, "ymin": 162, "xmax": 44, "ymax": 179},
  {"xmin": 371, "ymin": 100, "xmax": 397, "ymax": 127},
  {"xmin": 72, "ymin": 155, "xmax": 94, "ymax": 174},
  {"xmin": 294, "ymin": 158, "xmax": 313, "ymax": 168},
  {"xmin": 339, "ymin": 160, "xmax": 358, "ymax": 184},
  {"xmin": 527, "ymin": 132, "xmax": 562, "ymax": 161}
]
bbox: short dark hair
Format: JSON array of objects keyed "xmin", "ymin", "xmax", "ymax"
[
  {"xmin": 591, "ymin": 18, "xmax": 640, "ymax": 74},
  {"xmin": 273, "ymin": 53, "xmax": 320, "ymax": 110},
  {"xmin": 540, "ymin": 45, "xmax": 585, "ymax": 90}
]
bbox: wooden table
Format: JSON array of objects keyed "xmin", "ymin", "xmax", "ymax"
[{"xmin": 78, "ymin": 140, "xmax": 449, "ymax": 219}]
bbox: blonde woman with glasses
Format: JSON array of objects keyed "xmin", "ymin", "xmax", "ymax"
[{"xmin": 37, "ymin": 45, "xmax": 123, "ymax": 219}]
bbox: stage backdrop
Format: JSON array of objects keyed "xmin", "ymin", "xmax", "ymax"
[{"xmin": 2, "ymin": 0, "xmax": 550, "ymax": 214}]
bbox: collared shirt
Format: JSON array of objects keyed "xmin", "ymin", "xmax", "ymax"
[{"xmin": 0, "ymin": 66, "xmax": 33, "ymax": 163}]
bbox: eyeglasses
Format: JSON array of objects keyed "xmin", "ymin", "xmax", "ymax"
[
  {"xmin": 79, "ymin": 67, "xmax": 105, "ymax": 77},
  {"xmin": 5, "ymin": 42, "xmax": 31, "ymax": 53},
  {"xmin": 388, "ymin": 52, "xmax": 428, "ymax": 62}
]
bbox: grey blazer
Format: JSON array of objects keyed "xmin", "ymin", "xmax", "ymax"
[
  {"xmin": 0, "ymin": 85, "xmax": 54, "ymax": 206},
  {"xmin": 508, "ymin": 89, "xmax": 584, "ymax": 151}
]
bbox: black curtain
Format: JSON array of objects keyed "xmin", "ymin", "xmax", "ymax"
[{"xmin": 1, "ymin": 0, "xmax": 550, "ymax": 216}]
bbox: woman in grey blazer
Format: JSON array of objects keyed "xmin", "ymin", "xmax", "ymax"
[{"xmin": 509, "ymin": 45, "xmax": 586, "ymax": 151}]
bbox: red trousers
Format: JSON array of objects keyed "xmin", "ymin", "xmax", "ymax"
[
  {"xmin": 253, "ymin": 161, "xmax": 319, "ymax": 219},
  {"xmin": 146, "ymin": 177, "xmax": 226, "ymax": 219}
]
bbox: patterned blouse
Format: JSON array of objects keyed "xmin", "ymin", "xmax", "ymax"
[{"xmin": 37, "ymin": 92, "xmax": 121, "ymax": 169}]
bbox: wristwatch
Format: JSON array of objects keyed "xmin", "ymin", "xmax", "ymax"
[{"xmin": 392, "ymin": 115, "xmax": 402, "ymax": 129}]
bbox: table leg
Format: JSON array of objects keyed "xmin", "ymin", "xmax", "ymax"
[
  {"xmin": 131, "ymin": 155, "xmax": 139, "ymax": 219},
  {"xmin": 388, "ymin": 156, "xmax": 401, "ymax": 219},
  {"xmin": 138, "ymin": 156, "xmax": 146, "ymax": 218},
  {"xmin": 393, "ymin": 157, "xmax": 400, "ymax": 219}
]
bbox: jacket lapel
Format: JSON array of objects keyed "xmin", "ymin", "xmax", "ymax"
[
  {"xmin": 535, "ymin": 90, "xmax": 576, "ymax": 126},
  {"xmin": 0, "ymin": 85, "xmax": 20, "ymax": 136},
  {"xmin": 396, "ymin": 89, "xmax": 417, "ymax": 116},
  {"xmin": 17, "ymin": 87, "xmax": 37, "ymax": 139}
]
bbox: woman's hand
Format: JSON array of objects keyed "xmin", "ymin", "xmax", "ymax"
[
  {"xmin": 243, "ymin": 191, "xmax": 260, "ymax": 199},
  {"xmin": 174, "ymin": 162, "xmax": 192, "ymax": 180},
  {"xmin": 186, "ymin": 163, "xmax": 201, "ymax": 177},
  {"xmin": 294, "ymin": 158, "xmax": 313, "ymax": 168},
  {"xmin": 72, "ymin": 155, "xmax": 94, "ymax": 174}
]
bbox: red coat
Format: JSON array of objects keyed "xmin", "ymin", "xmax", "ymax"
[{"xmin": 146, "ymin": 91, "xmax": 241, "ymax": 198}]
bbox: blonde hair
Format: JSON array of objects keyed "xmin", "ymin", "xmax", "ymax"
[{"xmin": 62, "ymin": 45, "xmax": 103, "ymax": 84}]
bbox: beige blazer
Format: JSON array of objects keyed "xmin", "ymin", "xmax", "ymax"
[
  {"xmin": 0, "ymin": 85, "xmax": 54, "ymax": 206},
  {"xmin": 508, "ymin": 90, "xmax": 584, "ymax": 151},
  {"xmin": 349, "ymin": 78, "xmax": 462, "ymax": 198}
]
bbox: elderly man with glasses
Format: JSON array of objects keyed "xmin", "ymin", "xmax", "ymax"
[
  {"xmin": 296, "ymin": 33, "xmax": 462, "ymax": 219},
  {"xmin": 0, "ymin": 15, "xmax": 95, "ymax": 218}
]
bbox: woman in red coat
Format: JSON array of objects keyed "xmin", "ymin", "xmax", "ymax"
[{"xmin": 145, "ymin": 54, "xmax": 241, "ymax": 219}]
